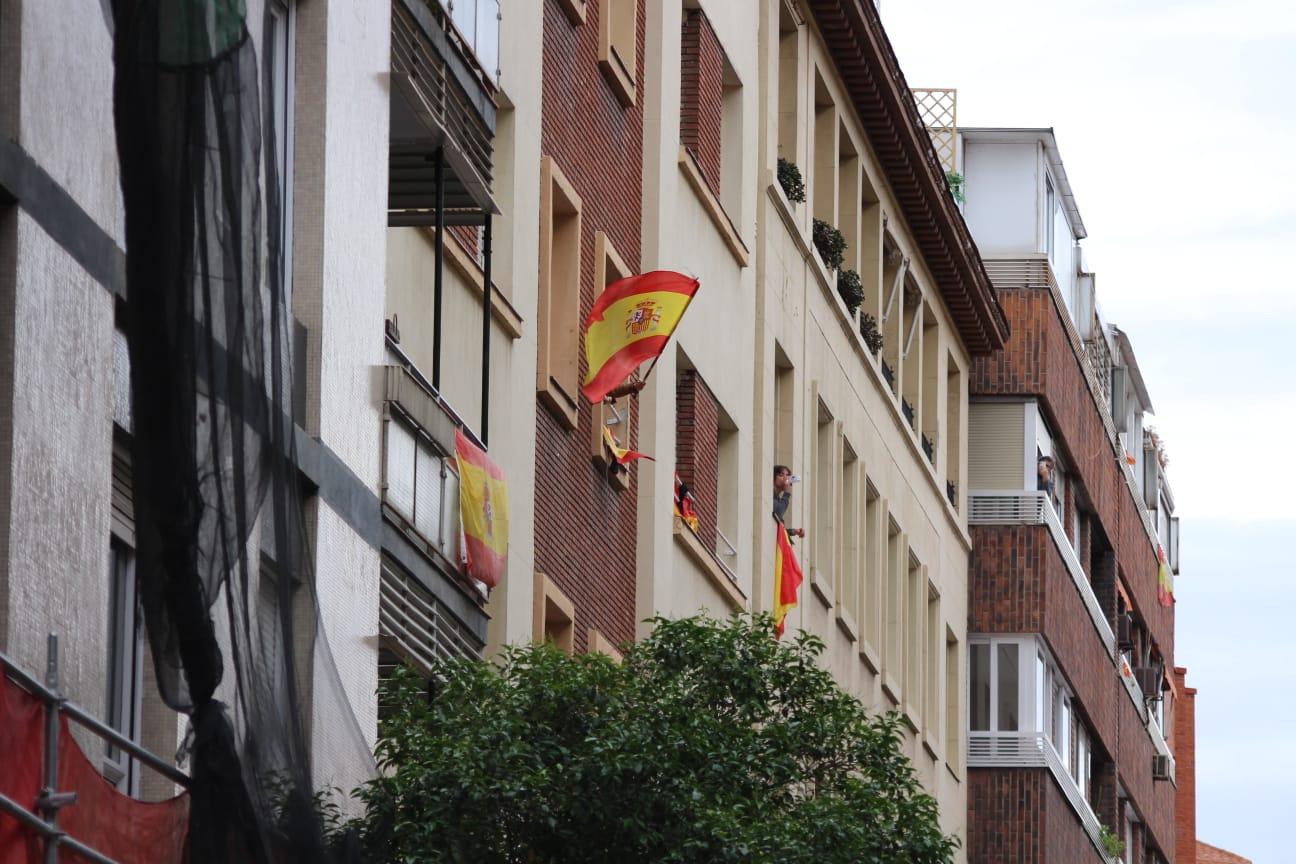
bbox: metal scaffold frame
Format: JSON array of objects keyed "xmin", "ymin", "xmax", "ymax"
[{"xmin": 0, "ymin": 634, "xmax": 191, "ymax": 864}]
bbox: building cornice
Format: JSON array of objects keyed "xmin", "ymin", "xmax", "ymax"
[{"xmin": 805, "ymin": 0, "xmax": 1009, "ymax": 355}]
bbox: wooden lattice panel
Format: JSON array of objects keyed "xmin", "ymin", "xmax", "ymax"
[{"xmin": 912, "ymin": 88, "xmax": 958, "ymax": 173}]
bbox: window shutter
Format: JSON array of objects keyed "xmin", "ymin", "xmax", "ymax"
[{"xmin": 111, "ymin": 446, "xmax": 135, "ymax": 546}]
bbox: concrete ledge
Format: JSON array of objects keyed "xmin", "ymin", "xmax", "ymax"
[
  {"xmin": 678, "ymin": 147, "xmax": 749, "ymax": 268},
  {"xmin": 672, "ymin": 516, "xmax": 748, "ymax": 612}
]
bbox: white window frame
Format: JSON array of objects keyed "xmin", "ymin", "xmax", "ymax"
[
  {"xmin": 104, "ymin": 539, "xmax": 143, "ymax": 795},
  {"xmin": 1044, "ymin": 173, "xmax": 1056, "ymax": 262},
  {"xmin": 267, "ymin": 0, "xmax": 296, "ymax": 307}
]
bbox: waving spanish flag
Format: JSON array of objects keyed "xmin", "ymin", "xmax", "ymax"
[
  {"xmin": 773, "ymin": 521, "xmax": 804, "ymax": 638},
  {"xmin": 581, "ymin": 271, "xmax": 700, "ymax": 403},
  {"xmin": 1156, "ymin": 544, "xmax": 1174, "ymax": 607},
  {"xmin": 602, "ymin": 425, "xmax": 654, "ymax": 465},
  {"xmin": 455, "ymin": 428, "xmax": 509, "ymax": 589}
]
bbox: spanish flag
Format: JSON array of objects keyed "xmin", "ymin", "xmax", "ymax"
[
  {"xmin": 581, "ymin": 271, "xmax": 700, "ymax": 403},
  {"xmin": 773, "ymin": 521, "xmax": 804, "ymax": 638},
  {"xmin": 1156, "ymin": 544, "xmax": 1174, "ymax": 607},
  {"xmin": 602, "ymin": 425, "xmax": 654, "ymax": 465},
  {"xmin": 455, "ymin": 428, "xmax": 508, "ymax": 589}
]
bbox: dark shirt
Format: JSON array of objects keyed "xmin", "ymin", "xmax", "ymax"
[{"xmin": 773, "ymin": 490, "xmax": 791, "ymax": 524}]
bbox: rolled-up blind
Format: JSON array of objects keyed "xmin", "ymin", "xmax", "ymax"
[{"xmin": 111, "ymin": 444, "xmax": 134, "ymax": 546}]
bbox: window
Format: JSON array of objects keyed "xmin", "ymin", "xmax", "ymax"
[
  {"xmin": 884, "ymin": 519, "xmax": 903, "ymax": 695},
  {"xmin": 861, "ymin": 484, "xmax": 882, "ymax": 656},
  {"xmin": 599, "ymin": 0, "xmax": 637, "ymax": 105},
  {"xmin": 836, "ymin": 120, "xmax": 859, "ymax": 273},
  {"xmin": 1045, "ymin": 174, "xmax": 1056, "ymax": 263},
  {"xmin": 534, "ymin": 573, "xmax": 576, "ymax": 654},
  {"xmin": 383, "ymin": 415, "xmax": 461, "ymax": 560},
  {"xmin": 676, "ymin": 365, "xmax": 721, "ymax": 547},
  {"xmin": 538, "ymin": 155, "xmax": 582, "ymax": 426},
  {"xmin": 775, "ymin": 2, "xmax": 800, "ymax": 164},
  {"xmin": 920, "ymin": 307, "xmax": 939, "ymax": 464},
  {"xmin": 996, "ymin": 642, "xmax": 1019, "ymax": 731},
  {"xmin": 924, "ymin": 588, "xmax": 940, "ymax": 735},
  {"xmin": 905, "ymin": 555, "xmax": 924, "ymax": 716},
  {"xmin": 813, "ymin": 399, "xmax": 836, "ymax": 588},
  {"xmin": 590, "ymin": 232, "xmax": 635, "ymax": 485},
  {"xmin": 267, "ymin": 0, "xmax": 295, "ymax": 305},
  {"xmin": 969, "ymin": 642, "xmax": 990, "ymax": 731},
  {"xmin": 811, "ymin": 70, "xmax": 835, "ymax": 229},
  {"xmin": 837, "ymin": 442, "xmax": 859, "ymax": 628},
  {"xmin": 104, "ymin": 539, "xmax": 142, "ymax": 794},
  {"xmin": 945, "ymin": 631, "xmax": 961, "ymax": 765},
  {"xmin": 946, "ymin": 355, "xmax": 962, "ymax": 509},
  {"xmin": 680, "ymin": 9, "xmax": 743, "ymax": 220},
  {"xmin": 715, "ymin": 412, "xmax": 739, "ymax": 577}
]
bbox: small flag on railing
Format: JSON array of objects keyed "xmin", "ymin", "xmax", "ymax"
[
  {"xmin": 773, "ymin": 521, "xmax": 804, "ymax": 638},
  {"xmin": 1156, "ymin": 544, "xmax": 1173, "ymax": 607},
  {"xmin": 581, "ymin": 270, "xmax": 700, "ymax": 403},
  {"xmin": 602, "ymin": 425, "xmax": 654, "ymax": 466},
  {"xmin": 455, "ymin": 429, "xmax": 509, "ymax": 589}
]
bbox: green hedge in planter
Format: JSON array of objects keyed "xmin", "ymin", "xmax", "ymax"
[
  {"xmin": 777, "ymin": 158, "xmax": 806, "ymax": 203},
  {"xmin": 859, "ymin": 313, "xmax": 883, "ymax": 355},
  {"xmin": 837, "ymin": 269, "xmax": 864, "ymax": 314},
  {"xmin": 812, "ymin": 219, "xmax": 847, "ymax": 271}
]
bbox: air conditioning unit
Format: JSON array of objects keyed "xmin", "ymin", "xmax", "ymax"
[
  {"xmin": 1152, "ymin": 754, "xmax": 1171, "ymax": 781},
  {"xmin": 1117, "ymin": 614, "xmax": 1133, "ymax": 650},
  {"xmin": 1134, "ymin": 667, "xmax": 1162, "ymax": 700}
]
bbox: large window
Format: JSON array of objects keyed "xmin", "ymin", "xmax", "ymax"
[
  {"xmin": 537, "ymin": 156, "xmax": 582, "ymax": 426},
  {"xmin": 599, "ymin": 0, "xmax": 637, "ymax": 105},
  {"xmin": 104, "ymin": 539, "xmax": 142, "ymax": 794},
  {"xmin": 384, "ymin": 415, "xmax": 461, "ymax": 561}
]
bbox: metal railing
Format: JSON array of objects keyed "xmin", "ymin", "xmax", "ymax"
[
  {"xmin": 379, "ymin": 564, "xmax": 484, "ymax": 672},
  {"xmin": 0, "ymin": 636, "xmax": 190, "ymax": 864},
  {"xmin": 714, "ymin": 528, "xmax": 739, "ymax": 584},
  {"xmin": 969, "ymin": 731, "xmax": 1119, "ymax": 864},
  {"xmin": 969, "ymin": 491, "xmax": 1116, "ymax": 658}
]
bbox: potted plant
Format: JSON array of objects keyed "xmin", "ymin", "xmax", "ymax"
[
  {"xmin": 945, "ymin": 170, "xmax": 966, "ymax": 204},
  {"xmin": 812, "ymin": 219, "xmax": 847, "ymax": 271},
  {"xmin": 836, "ymin": 269, "xmax": 864, "ymax": 314},
  {"xmin": 859, "ymin": 313, "xmax": 883, "ymax": 355},
  {"xmin": 777, "ymin": 157, "xmax": 805, "ymax": 203},
  {"xmin": 1099, "ymin": 825, "xmax": 1125, "ymax": 860}
]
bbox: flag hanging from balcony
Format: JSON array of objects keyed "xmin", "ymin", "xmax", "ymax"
[
  {"xmin": 673, "ymin": 472, "xmax": 700, "ymax": 533},
  {"xmin": 581, "ymin": 270, "xmax": 700, "ymax": 403},
  {"xmin": 773, "ymin": 521, "xmax": 804, "ymax": 638},
  {"xmin": 602, "ymin": 425, "xmax": 654, "ymax": 466},
  {"xmin": 455, "ymin": 428, "xmax": 509, "ymax": 589},
  {"xmin": 1156, "ymin": 544, "xmax": 1174, "ymax": 607}
]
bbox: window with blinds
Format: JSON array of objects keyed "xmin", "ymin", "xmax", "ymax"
[{"xmin": 383, "ymin": 417, "xmax": 461, "ymax": 561}]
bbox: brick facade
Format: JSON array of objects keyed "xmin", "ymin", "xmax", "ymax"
[
  {"xmin": 968, "ymin": 768, "xmax": 1106, "ymax": 864},
  {"xmin": 1173, "ymin": 668, "xmax": 1197, "ymax": 864},
  {"xmin": 675, "ymin": 369, "xmax": 719, "ymax": 548},
  {"xmin": 534, "ymin": 0, "xmax": 647, "ymax": 651},
  {"xmin": 970, "ymin": 281, "xmax": 1177, "ymax": 862},
  {"xmin": 679, "ymin": 9, "xmax": 724, "ymax": 198}
]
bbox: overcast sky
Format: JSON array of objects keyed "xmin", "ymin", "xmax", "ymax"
[{"xmin": 880, "ymin": 2, "xmax": 1296, "ymax": 860}]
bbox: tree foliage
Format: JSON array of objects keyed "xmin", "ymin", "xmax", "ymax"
[{"xmin": 355, "ymin": 614, "xmax": 956, "ymax": 864}]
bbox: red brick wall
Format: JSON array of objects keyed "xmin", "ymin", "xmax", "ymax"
[
  {"xmin": 971, "ymin": 524, "xmax": 1118, "ymax": 759},
  {"xmin": 968, "ymin": 768, "xmax": 1107, "ymax": 863},
  {"xmin": 675, "ymin": 369, "xmax": 719, "ymax": 548},
  {"xmin": 970, "ymin": 284, "xmax": 1178, "ymax": 863},
  {"xmin": 534, "ymin": 0, "xmax": 647, "ymax": 650},
  {"xmin": 971, "ymin": 288, "xmax": 1172, "ymax": 661},
  {"xmin": 1174, "ymin": 668, "xmax": 1197, "ymax": 864},
  {"xmin": 679, "ymin": 9, "xmax": 724, "ymax": 197}
]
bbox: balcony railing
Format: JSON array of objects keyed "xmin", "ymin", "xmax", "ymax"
[
  {"xmin": 969, "ymin": 732, "xmax": 1119, "ymax": 864},
  {"xmin": 437, "ymin": 0, "xmax": 500, "ymax": 85},
  {"xmin": 1116, "ymin": 656, "xmax": 1178, "ymax": 782},
  {"xmin": 969, "ymin": 491, "xmax": 1116, "ymax": 659}
]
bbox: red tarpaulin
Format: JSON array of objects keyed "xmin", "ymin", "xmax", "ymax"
[{"xmin": 0, "ymin": 663, "xmax": 189, "ymax": 863}]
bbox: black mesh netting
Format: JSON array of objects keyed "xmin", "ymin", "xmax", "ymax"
[{"xmin": 111, "ymin": 0, "xmax": 371, "ymax": 860}]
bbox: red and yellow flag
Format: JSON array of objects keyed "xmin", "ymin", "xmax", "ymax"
[
  {"xmin": 1156, "ymin": 544, "xmax": 1174, "ymax": 607},
  {"xmin": 773, "ymin": 522, "xmax": 804, "ymax": 638},
  {"xmin": 455, "ymin": 428, "xmax": 508, "ymax": 589},
  {"xmin": 602, "ymin": 425, "xmax": 654, "ymax": 466},
  {"xmin": 581, "ymin": 271, "xmax": 700, "ymax": 403}
]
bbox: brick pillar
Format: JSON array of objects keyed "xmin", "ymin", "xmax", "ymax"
[
  {"xmin": 679, "ymin": 9, "xmax": 724, "ymax": 196},
  {"xmin": 676, "ymin": 370, "xmax": 719, "ymax": 548},
  {"xmin": 1093, "ymin": 757, "xmax": 1119, "ymax": 834},
  {"xmin": 1174, "ymin": 667, "xmax": 1197, "ymax": 864}
]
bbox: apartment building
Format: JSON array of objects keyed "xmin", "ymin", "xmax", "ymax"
[{"xmin": 959, "ymin": 128, "xmax": 1182, "ymax": 864}]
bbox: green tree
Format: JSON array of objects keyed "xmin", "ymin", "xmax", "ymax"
[{"xmin": 356, "ymin": 614, "xmax": 957, "ymax": 864}]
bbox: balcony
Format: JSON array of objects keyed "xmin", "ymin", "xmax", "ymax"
[
  {"xmin": 968, "ymin": 491, "xmax": 1115, "ymax": 658},
  {"xmin": 969, "ymin": 732, "xmax": 1119, "ymax": 864}
]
